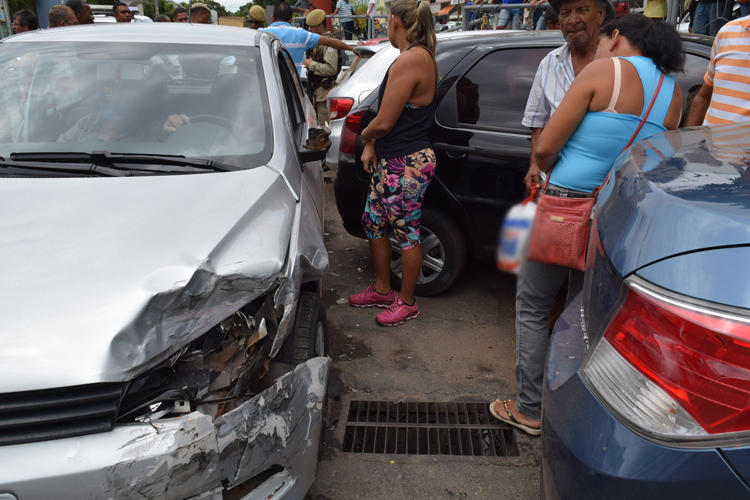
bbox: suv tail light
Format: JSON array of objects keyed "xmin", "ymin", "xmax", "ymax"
[
  {"xmin": 339, "ymin": 108, "xmax": 366, "ymax": 165},
  {"xmin": 582, "ymin": 278, "xmax": 750, "ymax": 441},
  {"xmin": 330, "ymin": 97, "xmax": 354, "ymax": 120}
]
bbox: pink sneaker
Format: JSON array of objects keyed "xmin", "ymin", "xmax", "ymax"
[
  {"xmin": 376, "ymin": 298, "xmax": 419, "ymax": 327},
  {"xmin": 349, "ymin": 283, "xmax": 399, "ymax": 308}
]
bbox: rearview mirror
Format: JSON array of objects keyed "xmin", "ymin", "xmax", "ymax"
[
  {"xmin": 299, "ymin": 127, "xmax": 331, "ymax": 164},
  {"xmin": 298, "ymin": 147, "xmax": 327, "ymax": 164}
]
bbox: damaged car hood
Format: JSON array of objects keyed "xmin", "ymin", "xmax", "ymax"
[{"xmin": 0, "ymin": 168, "xmax": 296, "ymax": 393}]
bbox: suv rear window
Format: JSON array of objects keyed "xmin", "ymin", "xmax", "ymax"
[{"xmin": 456, "ymin": 48, "xmax": 550, "ymax": 133}]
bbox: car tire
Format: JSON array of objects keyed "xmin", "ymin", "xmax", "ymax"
[
  {"xmin": 283, "ymin": 291, "xmax": 328, "ymax": 365},
  {"xmin": 389, "ymin": 207, "xmax": 467, "ymax": 296}
]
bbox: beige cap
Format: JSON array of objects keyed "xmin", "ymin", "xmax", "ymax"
[
  {"xmin": 190, "ymin": 2, "xmax": 210, "ymax": 12},
  {"xmin": 306, "ymin": 8, "xmax": 326, "ymax": 27},
  {"xmin": 248, "ymin": 4, "xmax": 266, "ymax": 22}
]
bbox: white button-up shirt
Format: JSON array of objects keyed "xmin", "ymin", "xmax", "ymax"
[{"xmin": 522, "ymin": 43, "xmax": 575, "ymax": 129}]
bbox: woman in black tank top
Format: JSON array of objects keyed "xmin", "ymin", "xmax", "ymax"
[{"xmin": 346, "ymin": 0, "xmax": 438, "ymax": 327}]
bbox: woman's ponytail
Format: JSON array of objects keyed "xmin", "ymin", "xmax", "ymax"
[
  {"xmin": 601, "ymin": 14, "xmax": 685, "ymax": 74},
  {"xmin": 390, "ymin": 0, "xmax": 439, "ymax": 77}
]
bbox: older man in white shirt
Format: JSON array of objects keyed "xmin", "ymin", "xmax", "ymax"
[{"xmin": 491, "ymin": 0, "xmax": 615, "ymax": 436}]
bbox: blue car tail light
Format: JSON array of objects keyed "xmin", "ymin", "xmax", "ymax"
[{"xmin": 582, "ymin": 277, "xmax": 750, "ymax": 443}]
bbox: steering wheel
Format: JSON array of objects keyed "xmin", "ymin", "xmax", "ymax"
[{"xmin": 189, "ymin": 114, "xmax": 240, "ymax": 140}]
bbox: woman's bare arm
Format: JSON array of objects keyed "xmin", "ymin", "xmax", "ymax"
[{"xmin": 534, "ymin": 61, "xmax": 600, "ymax": 172}]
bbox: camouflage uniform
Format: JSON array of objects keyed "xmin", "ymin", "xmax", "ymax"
[{"xmin": 307, "ymin": 31, "xmax": 340, "ymax": 126}]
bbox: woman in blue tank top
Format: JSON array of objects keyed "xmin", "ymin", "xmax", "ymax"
[
  {"xmin": 493, "ymin": 14, "xmax": 686, "ymax": 436},
  {"xmin": 347, "ymin": 0, "xmax": 438, "ymax": 327},
  {"xmin": 535, "ymin": 14, "xmax": 685, "ymax": 192}
]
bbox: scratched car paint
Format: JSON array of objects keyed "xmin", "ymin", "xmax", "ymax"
[{"xmin": 0, "ymin": 24, "xmax": 330, "ymax": 499}]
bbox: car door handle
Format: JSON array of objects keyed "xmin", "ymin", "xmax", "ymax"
[{"xmin": 434, "ymin": 143, "xmax": 476, "ymax": 154}]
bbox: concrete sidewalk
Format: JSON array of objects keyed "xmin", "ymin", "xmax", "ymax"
[{"xmin": 306, "ymin": 171, "xmax": 541, "ymax": 500}]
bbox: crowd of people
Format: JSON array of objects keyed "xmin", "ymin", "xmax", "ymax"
[
  {"xmin": 9, "ymin": 1, "xmax": 192, "ymax": 33},
  {"xmin": 8, "ymin": 0, "xmax": 369, "ymax": 36}
]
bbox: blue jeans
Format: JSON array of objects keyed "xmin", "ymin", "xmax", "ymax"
[
  {"xmin": 694, "ymin": 1, "xmax": 727, "ymax": 35},
  {"xmin": 532, "ymin": 7, "xmax": 544, "ymax": 30},
  {"xmin": 498, "ymin": 8, "xmax": 522, "ymax": 29},
  {"xmin": 536, "ymin": 13, "xmax": 546, "ymax": 30},
  {"xmin": 742, "ymin": 2, "xmax": 750, "ymax": 17},
  {"xmin": 514, "ymin": 183, "xmax": 586, "ymax": 421},
  {"xmin": 341, "ymin": 20, "xmax": 354, "ymax": 40}
]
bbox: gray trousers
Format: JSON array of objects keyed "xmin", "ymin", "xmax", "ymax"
[{"xmin": 514, "ymin": 255, "xmax": 584, "ymax": 421}]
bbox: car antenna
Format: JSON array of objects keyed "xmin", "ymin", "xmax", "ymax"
[{"xmin": 188, "ymin": 0, "xmax": 193, "ymax": 22}]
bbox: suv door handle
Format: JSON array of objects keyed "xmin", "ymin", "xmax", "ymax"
[{"xmin": 434, "ymin": 143, "xmax": 476, "ymax": 154}]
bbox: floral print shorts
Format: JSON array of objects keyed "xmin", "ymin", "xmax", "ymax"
[{"xmin": 362, "ymin": 148, "xmax": 436, "ymax": 250}]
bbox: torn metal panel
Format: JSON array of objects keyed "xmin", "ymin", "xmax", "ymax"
[
  {"xmin": 118, "ymin": 294, "xmax": 280, "ymax": 423},
  {"xmin": 0, "ymin": 358, "xmax": 329, "ymax": 500},
  {"xmin": 105, "ymin": 412, "xmax": 223, "ymax": 499},
  {"xmin": 271, "ymin": 186, "xmax": 329, "ymax": 358},
  {"xmin": 216, "ymin": 356, "xmax": 329, "ymax": 487},
  {"xmin": 111, "ymin": 271, "xmax": 279, "ymax": 383}
]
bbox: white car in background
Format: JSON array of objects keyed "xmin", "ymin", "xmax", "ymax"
[
  {"xmin": 93, "ymin": 14, "xmax": 153, "ymax": 23},
  {"xmin": 325, "ymin": 43, "xmax": 397, "ymax": 172},
  {"xmin": 325, "ymin": 30, "xmax": 518, "ymax": 173}
]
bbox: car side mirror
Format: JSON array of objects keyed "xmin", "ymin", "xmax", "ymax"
[
  {"xmin": 299, "ymin": 127, "xmax": 331, "ymax": 164},
  {"xmin": 299, "ymin": 147, "xmax": 327, "ymax": 164}
]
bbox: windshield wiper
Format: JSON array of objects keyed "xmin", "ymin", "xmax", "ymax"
[
  {"xmin": 0, "ymin": 160, "xmax": 127, "ymax": 177},
  {"xmin": 10, "ymin": 151, "xmax": 240, "ymax": 172}
]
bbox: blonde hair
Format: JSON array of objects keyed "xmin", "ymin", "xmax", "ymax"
[{"xmin": 390, "ymin": 0, "xmax": 438, "ymax": 78}]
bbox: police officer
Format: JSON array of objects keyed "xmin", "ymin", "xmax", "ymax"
[
  {"xmin": 247, "ymin": 5, "xmax": 266, "ymax": 29},
  {"xmin": 303, "ymin": 9, "xmax": 341, "ymax": 126}
]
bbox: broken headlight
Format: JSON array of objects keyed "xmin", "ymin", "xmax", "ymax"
[{"xmin": 116, "ymin": 293, "xmax": 280, "ymax": 423}]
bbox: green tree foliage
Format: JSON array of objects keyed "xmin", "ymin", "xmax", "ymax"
[
  {"xmin": 201, "ymin": 0, "xmax": 229, "ymax": 16},
  {"xmin": 8, "ymin": 0, "xmax": 37, "ymax": 17},
  {"xmin": 233, "ymin": 0, "xmax": 271, "ymax": 17},
  {"xmin": 140, "ymin": 0, "xmax": 181, "ymax": 19}
]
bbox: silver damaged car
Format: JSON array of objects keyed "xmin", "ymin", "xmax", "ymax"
[{"xmin": 0, "ymin": 24, "xmax": 330, "ymax": 500}]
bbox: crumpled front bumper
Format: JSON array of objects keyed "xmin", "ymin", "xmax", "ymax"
[{"xmin": 0, "ymin": 358, "xmax": 329, "ymax": 500}]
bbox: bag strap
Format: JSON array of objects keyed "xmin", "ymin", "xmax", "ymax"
[
  {"xmin": 541, "ymin": 71, "xmax": 666, "ymax": 197},
  {"xmin": 623, "ymin": 71, "xmax": 665, "ymax": 150},
  {"xmin": 522, "ymin": 184, "xmax": 537, "ymax": 205},
  {"xmin": 605, "ymin": 57, "xmax": 622, "ymax": 112}
]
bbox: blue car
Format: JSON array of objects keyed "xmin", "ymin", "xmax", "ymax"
[{"xmin": 542, "ymin": 124, "xmax": 750, "ymax": 499}]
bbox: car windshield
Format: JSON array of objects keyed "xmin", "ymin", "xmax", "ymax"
[{"xmin": 0, "ymin": 42, "xmax": 272, "ymax": 169}]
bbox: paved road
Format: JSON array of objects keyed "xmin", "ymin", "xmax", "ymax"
[{"xmin": 307, "ymin": 170, "xmax": 541, "ymax": 500}]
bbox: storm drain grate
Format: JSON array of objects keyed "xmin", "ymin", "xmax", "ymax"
[{"xmin": 342, "ymin": 401, "xmax": 518, "ymax": 457}]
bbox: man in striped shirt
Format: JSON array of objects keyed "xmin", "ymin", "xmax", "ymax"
[
  {"xmin": 333, "ymin": 0, "xmax": 356, "ymax": 40},
  {"xmin": 685, "ymin": 16, "xmax": 750, "ymax": 126}
]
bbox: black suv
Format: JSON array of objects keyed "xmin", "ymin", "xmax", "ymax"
[{"xmin": 334, "ymin": 31, "xmax": 713, "ymax": 295}]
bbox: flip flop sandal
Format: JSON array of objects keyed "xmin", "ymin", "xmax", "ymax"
[{"xmin": 489, "ymin": 399, "xmax": 542, "ymax": 436}]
